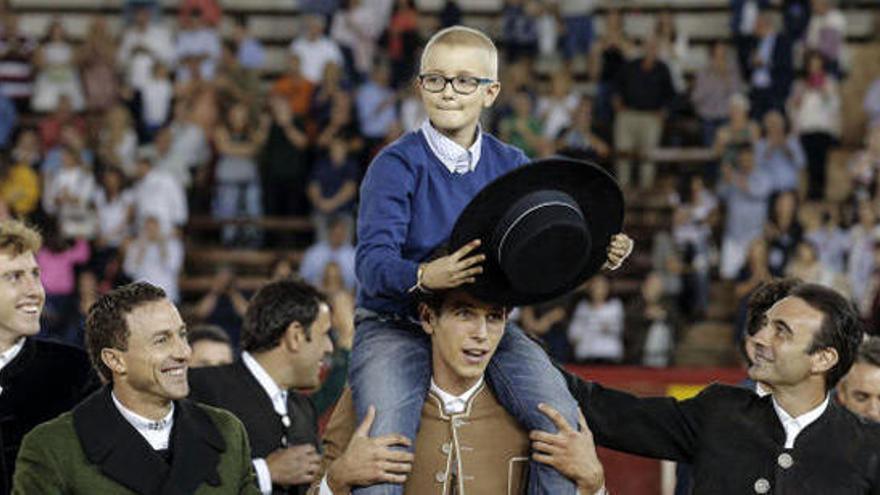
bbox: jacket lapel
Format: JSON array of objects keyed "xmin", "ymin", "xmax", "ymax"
[
  {"xmin": 160, "ymin": 399, "xmax": 226, "ymax": 495},
  {"xmin": 0, "ymin": 338, "xmax": 34, "ymax": 388},
  {"xmin": 73, "ymin": 386, "xmax": 170, "ymax": 495}
]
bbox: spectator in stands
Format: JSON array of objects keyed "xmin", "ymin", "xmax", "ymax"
[
  {"xmin": 589, "ymin": 7, "xmax": 633, "ymax": 123},
  {"xmin": 291, "ymin": 15, "xmax": 344, "ymax": 85},
  {"xmin": 231, "ymin": 16, "xmax": 265, "ymax": 71},
  {"xmin": 568, "ymin": 275, "xmax": 624, "ymax": 364},
  {"xmin": 10, "ymin": 128, "xmax": 41, "ymax": 169},
  {"xmin": 782, "ymin": 0, "xmax": 811, "ymax": 41},
  {"xmin": 77, "ymin": 17, "xmax": 120, "ymax": 113},
  {"xmin": 729, "ymin": 0, "xmax": 769, "ymax": 80},
  {"xmin": 131, "ymin": 154, "xmax": 188, "ymax": 235},
  {"xmin": 747, "ymin": 10, "xmax": 794, "ymax": 118},
  {"xmin": 388, "ymin": 0, "xmax": 421, "ymax": 88},
  {"xmin": 864, "ymin": 79, "xmax": 880, "ymax": 130},
  {"xmin": 556, "ymin": 97, "xmax": 611, "ymax": 162},
  {"xmin": 625, "ymin": 271, "xmax": 680, "ymax": 367},
  {"xmin": 40, "ymin": 123, "xmax": 92, "ymax": 183},
  {"xmin": 537, "ymin": 70, "xmax": 580, "ymax": 141},
  {"xmin": 97, "ymin": 105, "xmax": 139, "ymax": 177},
  {"xmin": 805, "ymin": 203, "xmax": 848, "ymax": 275},
  {"xmin": 0, "ymin": 13, "xmax": 38, "ymax": 113},
  {"xmin": 519, "ymin": 298, "xmax": 571, "ymax": 363},
  {"xmin": 655, "ymin": 9, "xmax": 689, "ymax": 94},
  {"xmin": 271, "ymin": 54, "xmax": 314, "ymax": 117},
  {"xmin": 38, "ymin": 96, "xmax": 86, "ymax": 151},
  {"xmin": 123, "ymin": 215, "xmax": 184, "ymax": 302},
  {"xmin": 837, "ymin": 336, "xmax": 880, "ymax": 421},
  {"xmin": 300, "ymin": 215, "xmax": 357, "ymax": 293},
  {"xmin": 116, "ymin": 6, "xmax": 175, "ymax": 92},
  {"xmin": 754, "ymin": 110, "xmax": 806, "ymax": 193},
  {"xmin": 671, "ymin": 175, "xmax": 717, "ymax": 317},
  {"xmin": 499, "ymin": 91, "xmax": 544, "ymax": 158},
  {"xmin": 31, "ymin": 19, "xmax": 84, "ymax": 113},
  {"xmin": 0, "ymin": 152, "xmax": 39, "ymax": 218},
  {"xmin": 765, "ymin": 189, "xmax": 802, "ymax": 277},
  {"xmin": 535, "ymin": 2, "xmax": 560, "ymax": 61},
  {"xmin": 500, "ymin": 0, "xmax": 538, "ymax": 63},
  {"xmin": 216, "ymin": 41, "xmax": 262, "ymax": 109},
  {"xmin": 188, "ymin": 324, "xmax": 234, "ymax": 368},
  {"xmin": 93, "ymin": 167, "xmax": 134, "ymax": 276},
  {"xmin": 36, "ymin": 219, "xmax": 90, "ymax": 345},
  {"xmin": 42, "ymin": 145, "xmax": 97, "ymax": 240},
  {"xmin": 713, "ymin": 94, "xmax": 760, "ymax": 178},
  {"xmin": 848, "ymin": 199, "xmax": 880, "ymax": 315},
  {"xmin": 719, "ymin": 148, "xmax": 773, "ymax": 279},
  {"xmin": 213, "ymin": 101, "xmax": 269, "ymax": 246},
  {"xmin": 733, "ymin": 237, "xmax": 773, "ymax": 339},
  {"xmin": 174, "ymin": 7, "xmax": 221, "ymax": 82},
  {"xmin": 850, "ymin": 125, "xmax": 880, "ymax": 201},
  {"xmin": 805, "ymin": 0, "xmax": 845, "ymax": 75},
  {"xmin": 155, "ymin": 101, "xmax": 210, "ymax": 188},
  {"xmin": 311, "ymin": 62, "xmax": 350, "ymax": 137},
  {"xmin": 0, "ymin": 92, "xmax": 16, "ymax": 149},
  {"xmin": 356, "ymin": 62, "xmax": 398, "ymax": 153},
  {"xmin": 307, "ymin": 137, "xmax": 359, "ymax": 239},
  {"xmin": 331, "ymin": 0, "xmax": 393, "ymax": 79},
  {"xmin": 191, "ymin": 267, "xmax": 248, "ymax": 348},
  {"xmin": 692, "ymin": 41, "xmax": 744, "ymax": 147},
  {"xmin": 785, "ymin": 240, "xmax": 849, "ymax": 295},
  {"xmin": 269, "ymin": 254, "xmax": 295, "ymax": 281},
  {"xmin": 138, "ymin": 62, "xmax": 173, "ymax": 141},
  {"xmin": 613, "ymin": 36, "xmax": 675, "ymax": 189},
  {"xmin": 789, "ymin": 51, "xmax": 840, "ymax": 200},
  {"xmin": 559, "ymin": 0, "xmax": 595, "ymax": 61},
  {"xmin": 178, "ymin": 0, "xmax": 222, "ymax": 27},
  {"xmin": 261, "ymin": 96, "xmax": 310, "ymax": 224}
]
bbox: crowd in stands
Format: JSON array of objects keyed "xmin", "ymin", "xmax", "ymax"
[{"xmin": 0, "ymin": 0, "xmax": 879, "ymax": 367}]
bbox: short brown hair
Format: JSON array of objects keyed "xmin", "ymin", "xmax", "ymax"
[
  {"xmin": 0, "ymin": 220, "xmax": 42, "ymax": 256},
  {"xmin": 85, "ymin": 282, "xmax": 167, "ymax": 381}
]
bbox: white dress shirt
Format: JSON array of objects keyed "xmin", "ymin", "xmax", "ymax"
[
  {"xmin": 771, "ymin": 395, "xmax": 830, "ymax": 449},
  {"xmin": 242, "ymin": 352, "xmax": 289, "ymax": 495},
  {"xmin": 111, "ymin": 392, "xmax": 174, "ymax": 451},
  {"xmin": 420, "ymin": 119, "xmax": 483, "ymax": 175},
  {"xmin": 0, "ymin": 338, "xmax": 25, "ymax": 395}
]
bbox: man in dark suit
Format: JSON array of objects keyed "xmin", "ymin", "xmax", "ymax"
[
  {"xmin": 0, "ymin": 220, "xmax": 96, "ymax": 493},
  {"xmin": 13, "ymin": 282, "xmax": 260, "ymax": 494},
  {"xmin": 747, "ymin": 10, "xmax": 794, "ymax": 118},
  {"xmin": 189, "ymin": 278, "xmax": 341, "ymax": 495},
  {"xmin": 546, "ymin": 282, "xmax": 880, "ymax": 494}
]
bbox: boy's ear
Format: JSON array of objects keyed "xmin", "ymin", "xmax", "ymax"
[{"xmin": 483, "ymin": 81, "xmax": 501, "ymax": 108}]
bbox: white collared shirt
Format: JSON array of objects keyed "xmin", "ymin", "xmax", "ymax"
[
  {"xmin": 420, "ymin": 119, "xmax": 483, "ymax": 175},
  {"xmin": 111, "ymin": 392, "xmax": 174, "ymax": 451},
  {"xmin": 242, "ymin": 352, "xmax": 289, "ymax": 495},
  {"xmin": 772, "ymin": 395, "xmax": 830, "ymax": 449},
  {"xmin": 429, "ymin": 377, "xmax": 484, "ymax": 415},
  {"xmin": 0, "ymin": 338, "xmax": 25, "ymax": 395}
]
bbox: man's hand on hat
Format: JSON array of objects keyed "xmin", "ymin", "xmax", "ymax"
[
  {"xmin": 602, "ymin": 233, "xmax": 634, "ymax": 272},
  {"xmin": 420, "ymin": 239, "xmax": 486, "ymax": 291}
]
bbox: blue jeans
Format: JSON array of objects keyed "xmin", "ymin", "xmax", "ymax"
[
  {"xmin": 349, "ymin": 311, "xmax": 579, "ymax": 495},
  {"xmin": 563, "ymin": 15, "xmax": 594, "ymax": 60},
  {"xmin": 213, "ymin": 180, "xmax": 262, "ymax": 245}
]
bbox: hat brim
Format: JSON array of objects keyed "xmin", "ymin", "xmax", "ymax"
[{"xmin": 449, "ymin": 158, "xmax": 624, "ymax": 306}]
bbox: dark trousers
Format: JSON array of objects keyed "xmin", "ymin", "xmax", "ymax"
[{"xmin": 801, "ymin": 131, "xmax": 835, "ymax": 200}]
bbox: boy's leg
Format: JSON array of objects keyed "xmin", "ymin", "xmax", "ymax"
[
  {"xmin": 486, "ymin": 322, "xmax": 579, "ymax": 494},
  {"xmin": 349, "ymin": 314, "xmax": 432, "ymax": 495}
]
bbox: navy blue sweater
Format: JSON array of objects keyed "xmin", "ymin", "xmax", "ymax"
[{"xmin": 355, "ymin": 129, "xmax": 529, "ymax": 316}]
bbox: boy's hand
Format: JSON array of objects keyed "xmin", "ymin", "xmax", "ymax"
[
  {"xmin": 602, "ymin": 233, "xmax": 633, "ymax": 271},
  {"xmin": 421, "ymin": 240, "xmax": 485, "ymax": 290}
]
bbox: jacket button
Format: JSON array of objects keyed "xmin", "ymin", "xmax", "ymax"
[
  {"xmin": 777, "ymin": 453, "xmax": 793, "ymax": 469},
  {"xmin": 754, "ymin": 478, "xmax": 770, "ymax": 494},
  {"xmin": 452, "ymin": 418, "xmax": 464, "ymax": 428},
  {"xmin": 435, "ymin": 471, "xmax": 447, "ymax": 483},
  {"xmin": 441, "ymin": 442, "xmax": 452, "ymax": 454}
]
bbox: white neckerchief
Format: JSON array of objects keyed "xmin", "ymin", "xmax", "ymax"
[
  {"xmin": 429, "ymin": 377, "xmax": 484, "ymax": 415},
  {"xmin": 111, "ymin": 391, "xmax": 174, "ymax": 451},
  {"xmin": 771, "ymin": 394, "xmax": 829, "ymax": 449},
  {"xmin": 0, "ymin": 338, "xmax": 25, "ymax": 395},
  {"xmin": 755, "ymin": 381, "xmax": 771, "ymax": 397},
  {"xmin": 420, "ymin": 119, "xmax": 482, "ymax": 175},
  {"xmin": 242, "ymin": 352, "xmax": 288, "ymax": 418}
]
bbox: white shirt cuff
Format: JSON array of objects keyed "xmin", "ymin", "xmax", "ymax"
[
  {"xmin": 252, "ymin": 458, "xmax": 272, "ymax": 495},
  {"xmin": 319, "ymin": 474, "xmax": 336, "ymax": 495}
]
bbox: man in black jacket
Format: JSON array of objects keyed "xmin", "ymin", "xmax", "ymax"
[
  {"xmin": 0, "ymin": 220, "xmax": 95, "ymax": 493},
  {"xmin": 550, "ymin": 282, "xmax": 880, "ymax": 494},
  {"xmin": 189, "ymin": 278, "xmax": 341, "ymax": 495}
]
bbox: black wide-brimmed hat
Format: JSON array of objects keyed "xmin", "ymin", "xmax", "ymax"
[{"xmin": 449, "ymin": 157, "xmax": 624, "ymax": 306}]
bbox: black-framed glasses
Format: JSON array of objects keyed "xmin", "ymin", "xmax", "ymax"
[{"xmin": 418, "ymin": 74, "xmax": 495, "ymax": 95}]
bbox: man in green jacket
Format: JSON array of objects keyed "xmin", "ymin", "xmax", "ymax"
[{"xmin": 13, "ymin": 282, "xmax": 260, "ymax": 494}]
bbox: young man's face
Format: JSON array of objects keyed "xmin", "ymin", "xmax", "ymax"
[
  {"xmin": 0, "ymin": 251, "xmax": 44, "ymax": 346},
  {"xmin": 838, "ymin": 362, "xmax": 880, "ymax": 422},
  {"xmin": 289, "ymin": 303, "xmax": 334, "ymax": 389},
  {"xmin": 422, "ymin": 292, "xmax": 506, "ymax": 395},
  {"xmin": 113, "ymin": 300, "xmax": 191, "ymax": 406},
  {"xmin": 418, "ymin": 43, "xmax": 499, "ymax": 138},
  {"xmin": 746, "ymin": 296, "xmax": 835, "ymax": 389}
]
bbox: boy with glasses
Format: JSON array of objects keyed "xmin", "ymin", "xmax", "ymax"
[{"xmin": 352, "ymin": 25, "xmax": 629, "ymax": 495}]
